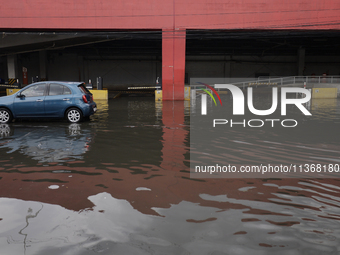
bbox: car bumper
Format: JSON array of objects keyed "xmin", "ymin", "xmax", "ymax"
[{"xmin": 83, "ymin": 102, "xmax": 97, "ymax": 116}]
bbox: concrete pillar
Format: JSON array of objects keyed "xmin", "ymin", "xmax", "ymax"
[
  {"xmin": 7, "ymin": 54, "xmax": 17, "ymax": 80},
  {"xmin": 39, "ymin": 50, "xmax": 47, "ymax": 80},
  {"xmin": 162, "ymin": 29, "xmax": 186, "ymax": 100},
  {"xmin": 224, "ymin": 58, "xmax": 231, "ymax": 78},
  {"xmin": 77, "ymin": 56, "xmax": 84, "ymax": 82},
  {"xmin": 298, "ymin": 47, "xmax": 305, "ymax": 76}
]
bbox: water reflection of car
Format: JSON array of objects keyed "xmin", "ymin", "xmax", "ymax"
[
  {"xmin": 0, "ymin": 124, "xmax": 92, "ymax": 162},
  {"xmin": 0, "ymin": 81, "xmax": 97, "ymax": 123},
  {"xmin": 0, "ymin": 124, "xmax": 12, "ymax": 137}
]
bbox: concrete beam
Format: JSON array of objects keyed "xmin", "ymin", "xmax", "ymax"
[
  {"xmin": 7, "ymin": 54, "xmax": 17, "ymax": 79},
  {"xmin": 39, "ymin": 50, "xmax": 47, "ymax": 80},
  {"xmin": 298, "ymin": 47, "xmax": 305, "ymax": 76},
  {"xmin": 0, "ymin": 34, "xmax": 82, "ymax": 50}
]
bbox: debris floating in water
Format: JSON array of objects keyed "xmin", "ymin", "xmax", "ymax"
[
  {"xmin": 48, "ymin": 185, "xmax": 60, "ymax": 190},
  {"xmin": 136, "ymin": 187, "xmax": 151, "ymax": 191}
]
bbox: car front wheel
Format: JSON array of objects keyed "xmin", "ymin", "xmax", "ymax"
[
  {"xmin": 0, "ymin": 108, "xmax": 13, "ymax": 124},
  {"xmin": 66, "ymin": 108, "xmax": 83, "ymax": 123}
]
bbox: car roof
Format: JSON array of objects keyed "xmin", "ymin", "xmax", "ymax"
[{"xmin": 30, "ymin": 81, "xmax": 85, "ymax": 86}]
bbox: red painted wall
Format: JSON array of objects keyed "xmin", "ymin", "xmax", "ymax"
[
  {"xmin": 1, "ymin": 0, "xmax": 339, "ymax": 30},
  {"xmin": 175, "ymin": 0, "xmax": 340, "ymax": 30},
  {"xmin": 2, "ymin": 0, "xmax": 339, "ymax": 100}
]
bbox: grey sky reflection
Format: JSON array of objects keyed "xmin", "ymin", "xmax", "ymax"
[{"xmin": 1, "ymin": 189, "xmax": 340, "ymax": 255}]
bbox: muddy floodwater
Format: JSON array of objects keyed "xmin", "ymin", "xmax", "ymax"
[{"xmin": 0, "ymin": 95, "xmax": 340, "ymax": 255}]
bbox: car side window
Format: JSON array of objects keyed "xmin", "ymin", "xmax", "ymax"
[
  {"xmin": 49, "ymin": 84, "xmax": 72, "ymax": 96},
  {"xmin": 21, "ymin": 84, "xmax": 46, "ymax": 97},
  {"xmin": 63, "ymin": 86, "xmax": 72, "ymax": 95}
]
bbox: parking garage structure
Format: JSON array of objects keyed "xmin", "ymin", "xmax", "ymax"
[{"xmin": 0, "ymin": 0, "xmax": 340, "ymax": 100}]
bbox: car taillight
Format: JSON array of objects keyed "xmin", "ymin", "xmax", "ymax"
[{"xmin": 82, "ymin": 95, "xmax": 88, "ymax": 103}]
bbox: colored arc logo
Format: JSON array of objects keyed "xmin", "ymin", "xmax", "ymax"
[{"xmin": 197, "ymin": 82, "xmax": 223, "ymax": 106}]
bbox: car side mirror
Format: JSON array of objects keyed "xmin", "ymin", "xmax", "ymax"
[{"xmin": 17, "ymin": 93, "xmax": 25, "ymax": 98}]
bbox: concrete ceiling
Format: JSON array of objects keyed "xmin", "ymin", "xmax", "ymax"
[{"xmin": 0, "ymin": 30, "xmax": 339, "ymax": 57}]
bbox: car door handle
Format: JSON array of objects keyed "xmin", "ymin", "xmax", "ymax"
[
  {"xmin": 36, "ymin": 99, "xmax": 43, "ymax": 102},
  {"xmin": 63, "ymin": 98, "xmax": 70, "ymax": 101}
]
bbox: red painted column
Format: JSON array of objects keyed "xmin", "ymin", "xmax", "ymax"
[
  {"xmin": 162, "ymin": 29, "xmax": 186, "ymax": 100},
  {"xmin": 160, "ymin": 101, "xmax": 188, "ymax": 171}
]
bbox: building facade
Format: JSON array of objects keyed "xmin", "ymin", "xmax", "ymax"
[{"xmin": 0, "ymin": 0, "xmax": 340, "ymax": 100}]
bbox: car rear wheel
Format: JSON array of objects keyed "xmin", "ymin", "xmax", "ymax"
[
  {"xmin": 66, "ymin": 108, "xmax": 83, "ymax": 123},
  {"xmin": 0, "ymin": 108, "xmax": 12, "ymax": 124}
]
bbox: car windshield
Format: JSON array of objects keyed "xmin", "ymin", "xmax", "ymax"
[{"xmin": 78, "ymin": 84, "xmax": 91, "ymax": 94}]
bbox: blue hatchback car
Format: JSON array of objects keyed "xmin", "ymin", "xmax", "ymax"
[{"xmin": 0, "ymin": 81, "xmax": 97, "ymax": 123}]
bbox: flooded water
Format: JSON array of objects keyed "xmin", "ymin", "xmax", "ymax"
[{"xmin": 0, "ymin": 95, "xmax": 340, "ymax": 254}]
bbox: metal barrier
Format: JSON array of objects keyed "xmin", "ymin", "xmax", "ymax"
[{"xmin": 190, "ymin": 76, "xmax": 340, "ymax": 90}]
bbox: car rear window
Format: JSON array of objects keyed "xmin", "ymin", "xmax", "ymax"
[
  {"xmin": 49, "ymin": 83, "xmax": 72, "ymax": 95},
  {"xmin": 78, "ymin": 84, "xmax": 91, "ymax": 94}
]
